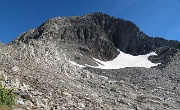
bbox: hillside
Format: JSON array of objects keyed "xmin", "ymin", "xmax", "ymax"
[{"xmin": 0, "ymin": 12, "xmax": 180, "ymax": 110}]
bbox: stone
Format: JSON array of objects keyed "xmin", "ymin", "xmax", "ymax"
[
  {"xmin": 31, "ymin": 91, "xmax": 44, "ymax": 96},
  {"xmin": 12, "ymin": 66, "xmax": 20, "ymax": 72},
  {"xmin": 24, "ymin": 100, "xmax": 34, "ymax": 108},
  {"xmin": 61, "ymin": 91, "xmax": 72, "ymax": 97},
  {"xmin": 21, "ymin": 93, "xmax": 32, "ymax": 100},
  {"xmin": 17, "ymin": 99, "xmax": 25, "ymax": 105},
  {"xmin": 78, "ymin": 102, "xmax": 86, "ymax": 108}
]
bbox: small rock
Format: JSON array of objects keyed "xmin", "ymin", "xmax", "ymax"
[
  {"xmin": 24, "ymin": 100, "xmax": 34, "ymax": 108},
  {"xmin": 78, "ymin": 102, "xmax": 86, "ymax": 108},
  {"xmin": 21, "ymin": 93, "xmax": 32, "ymax": 100},
  {"xmin": 31, "ymin": 91, "xmax": 43, "ymax": 96},
  {"xmin": 17, "ymin": 99, "xmax": 25, "ymax": 105},
  {"xmin": 62, "ymin": 91, "xmax": 72, "ymax": 97},
  {"xmin": 12, "ymin": 66, "xmax": 20, "ymax": 72}
]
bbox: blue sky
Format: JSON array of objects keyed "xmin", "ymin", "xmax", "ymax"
[{"xmin": 0, "ymin": 0, "xmax": 180, "ymax": 44}]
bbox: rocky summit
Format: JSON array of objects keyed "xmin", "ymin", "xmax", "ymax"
[{"xmin": 0, "ymin": 12, "xmax": 180, "ymax": 110}]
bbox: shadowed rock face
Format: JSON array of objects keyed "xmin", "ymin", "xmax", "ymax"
[
  {"xmin": 148, "ymin": 46, "xmax": 179, "ymax": 68},
  {"xmin": 89, "ymin": 13, "xmax": 180, "ymax": 55},
  {"xmin": 10, "ymin": 12, "xmax": 180, "ymax": 61}
]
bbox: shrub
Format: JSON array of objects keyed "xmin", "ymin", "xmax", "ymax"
[{"xmin": 0, "ymin": 82, "xmax": 16, "ymax": 108}]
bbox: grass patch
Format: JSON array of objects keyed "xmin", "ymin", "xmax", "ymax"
[
  {"xmin": 0, "ymin": 106, "xmax": 12, "ymax": 110},
  {"xmin": 0, "ymin": 81, "xmax": 16, "ymax": 108}
]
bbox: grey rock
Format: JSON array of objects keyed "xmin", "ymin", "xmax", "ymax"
[{"xmin": 148, "ymin": 46, "xmax": 179, "ymax": 68}]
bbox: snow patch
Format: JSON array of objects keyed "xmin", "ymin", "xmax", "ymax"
[
  {"xmin": 69, "ymin": 51, "xmax": 159, "ymax": 69},
  {"xmin": 69, "ymin": 60, "xmax": 86, "ymax": 68}
]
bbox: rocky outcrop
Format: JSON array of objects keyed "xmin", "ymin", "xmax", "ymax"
[
  {"xmin": 90, "ymin": 13, "xmax": 180, "ymax": 55},
  {"xmin": 148, "ymin": 46, "xmax": 179, "ymax": 68}
]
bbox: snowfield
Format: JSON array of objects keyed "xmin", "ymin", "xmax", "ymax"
[{"xmin": 70, "ymin": 51, "xmax": 159, "ymax": 69}]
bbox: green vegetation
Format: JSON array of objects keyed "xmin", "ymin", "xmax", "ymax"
[{"xmin": 0, "ymin": 82, "xmax": 16, "ymax": 108}]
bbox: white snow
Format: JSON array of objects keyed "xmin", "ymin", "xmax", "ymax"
[
  {"xmin": 69, "ymin": 60, "xmax": 86, "ymax": 68},
  {"xmin": 69, "ymin": 51, "xmax": 159, "ymax": 69}
]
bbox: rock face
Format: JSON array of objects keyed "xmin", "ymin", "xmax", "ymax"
[
  {"xmin": 149, "ymin": 46, "xmax": 179, "ymax": 68},
  {"xmin": 10, "ymin": 12, "xmax": 180, "ymax": 61}
]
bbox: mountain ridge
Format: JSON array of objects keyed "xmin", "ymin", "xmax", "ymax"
[
  {"xmin": 9, "ymin": 12, "xmax": 180, "ymax": 69},
  {"xmin": 10, "ymin": 12, "xmax": 180, "ymax": 58}
]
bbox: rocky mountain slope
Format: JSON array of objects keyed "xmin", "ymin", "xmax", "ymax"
[
  {"xmin": 9, "ymin": 12, "xmax": 180, "ymax": 65},
  {"xmin": 0, "ymin": 12, "xmax": 180, "ymax": 110}
]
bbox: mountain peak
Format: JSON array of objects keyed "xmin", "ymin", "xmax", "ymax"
[{"xmin": 10, "ymin": 13, "xmax": 180, "ymax": 62}]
